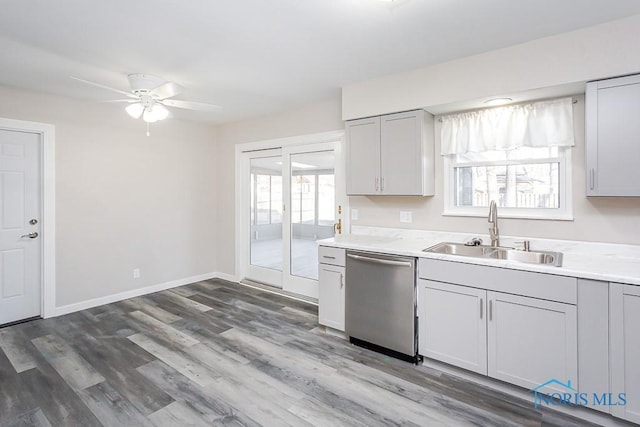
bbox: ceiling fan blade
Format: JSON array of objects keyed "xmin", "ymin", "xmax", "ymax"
[
  {"xmin": 150, "ymin": 81, "xmax": 184, "ymax": 100},
  {"xmin": 161, "ymin": 99, "xmax": 221, "ymax": 112},
  {"xmin": 102, "ymin": 99, "xmax": 138, "ymax": 103},
  {"xmin": 70, "ymin": 76, "xmax": 138, "ymax": 98}
]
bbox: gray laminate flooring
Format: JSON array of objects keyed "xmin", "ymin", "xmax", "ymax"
[
  {"xmin": 0, "ymin": 279, "xmax": 597, "ymax": 426},
  {"xmin": 251, "ymin": 238, "xmax": 319, "ymax": 280}
]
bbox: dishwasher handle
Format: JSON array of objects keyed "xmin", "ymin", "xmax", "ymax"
[{"xmin": 347, "ymin": 253, "xmax": 413, "ymax": 268}]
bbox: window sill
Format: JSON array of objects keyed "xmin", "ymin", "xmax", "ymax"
[{"xmin": 442, "ymin": 209, "xmax": 574, "ymax": 221}]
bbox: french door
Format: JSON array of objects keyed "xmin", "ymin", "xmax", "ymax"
[{"xmin": 240, "ymin": 139, "xmax": 345, "ymax": 299}]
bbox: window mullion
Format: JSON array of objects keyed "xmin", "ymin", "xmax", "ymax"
[
  {"xmin": 453, "ymin": 158, "xmax": 561, "ymax": 168},
  {"xmin": 268, "ymin": 176, "xmax": 272, "ymax": 224}
]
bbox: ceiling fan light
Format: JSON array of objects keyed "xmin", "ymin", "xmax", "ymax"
[
  {"xmin": 142, "ymin": 104, "xmax": 169, "ymax": 123},
  {"xmin": 153, "ymin": 104, "xmax": 170, "ymax": 120},
  {"xmin": 125, "ymin": 102, "xmax": 144, "ymax": 119},
  {"xmin": 142, "ymin": 108, "xmax": 157, "ymax": 123}
]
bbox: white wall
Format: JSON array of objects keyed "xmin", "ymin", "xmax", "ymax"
[
  {"xmin": 343, "ymin": 14, "xmax": 640, "ymax": 120},
  {"xmin": 5, "ymin": 14, "xmax": 640, "ymax": 297},
  {"xmin": 0, "ymin": 85, "xmax": 217, "ymax": 307},
  {"xmin": 349, "ymin": 95, "xmax": 640, "ymax": 245},
  {"xmin": 214, "ymin": 97, "xmax": 344, "ymax": 277}
]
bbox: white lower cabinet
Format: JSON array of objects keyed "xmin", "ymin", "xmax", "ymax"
[
  {"xmin": 419, "ymin": 280, "xmax": 487, "ymax": 375},
  {"xmin": 610, "ymin": 283, "xmax": 640, "ymax": 423},
  {"xmin": 487, "ymin": 291, "xmax": 577, "ymax": 394},
  {"xmin": 418, "ymin": 279, "xmax": 578, "ymax": 395},
  {"xmin": 318, "ymin": 246, "xmax": 346, "ymax": 332},
  {"xmin": 318, "ymin": 264, "xmax": 345, "ymax": 331}
]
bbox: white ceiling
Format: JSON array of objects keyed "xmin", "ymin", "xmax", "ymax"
[{"xmin": 2, "ymin": 0, "xmax": 640, "ymax": 124}]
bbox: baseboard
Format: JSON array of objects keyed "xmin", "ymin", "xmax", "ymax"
[
  {"xmin": 237, "ymin": 279, "xmax": 318, "ymax": 305},
  {"xmin": 211, "ymin": 272, "xmax": 239, "ymax": 283},
  {"xmin": 51, "ymin": 272, "xmax": 219, "ymax": 317}
]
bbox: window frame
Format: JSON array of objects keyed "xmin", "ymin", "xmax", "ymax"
[
  {"xmin": 251, "ymin": 172, "xmax": 282, "ymax": 226},
  {"xmin": 290, "ymin": 169, "xmax": 335, "ymax": 226},
  {"xmin": 443, "ymin": 147, "xmax": 573, "ymax": 220}
]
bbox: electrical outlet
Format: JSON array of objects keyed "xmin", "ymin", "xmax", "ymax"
[
  {"xmin": 133, "ymin": 268, "xmax": 141, "ymax": 279},
  {"xmin": 399, "ymin": 211, "xmax": 412, "ymax": 223},
  {"xmin": 351, "ymin": 209, "xmax": 358, "ymax": 220}
]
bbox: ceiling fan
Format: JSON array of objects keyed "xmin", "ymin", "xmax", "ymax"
[{"xmin": 71, "ymin": 74, "xmax": 221, "ymax": 123}]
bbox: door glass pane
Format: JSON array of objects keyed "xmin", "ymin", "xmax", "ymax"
[
  {"xmin": 250, "ymin": 157, "xmax": 283, "ymax": 272},
  {"xmin": 290, "ymin": 151, "xmax": 335, "ymax": 280}
]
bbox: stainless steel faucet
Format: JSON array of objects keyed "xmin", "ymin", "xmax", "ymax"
[{"xmin": 488, "ymin": 200, "xmax": 499, "ymax": 247}]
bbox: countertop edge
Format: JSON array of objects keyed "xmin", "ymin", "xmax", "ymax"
[{"xmin": 318, "ymin": 238, "xmax": 640, "ymax": 286}]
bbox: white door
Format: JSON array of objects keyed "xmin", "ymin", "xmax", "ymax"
[{"xmin": 0, "ymin": 129, "xmax": 41, "ymax": 325}]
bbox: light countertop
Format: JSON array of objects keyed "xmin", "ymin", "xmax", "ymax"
[{"xmin": 318, "ymin": 226, "xmax": 640, "ymax": 286}]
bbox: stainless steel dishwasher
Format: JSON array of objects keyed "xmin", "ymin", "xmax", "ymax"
[{"xmin": 345, "ymin": 250, "xmax": 420, "ymax": 363}]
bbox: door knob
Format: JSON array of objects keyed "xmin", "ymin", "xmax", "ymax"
[
  {"xmin": 334, "ymin": 219, "xmax": 342, "ymax": 234},
  {"xmin": 21, "ymin": 232, "xmax": 39, "ymax": 239}
]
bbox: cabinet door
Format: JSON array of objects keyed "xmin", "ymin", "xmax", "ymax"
[
  {"xmin": 318, "ymin": 264, "xmax": 345, "ymax": 331},
  {"xmin": 610, "ymin": 283, "xmax": 640, "ymax": 423},
  {"xmin": 380, "ymin": 110, "xmax": 424, "ymax": 195},
  {"xmin": 487, "ymin": 292, "xmax": 577, "ymax": 394},
  {"xmin": 418, "ymin": 280, "xmax": 487, "ymax": 375},
  {"xmin": 586, "ymin": 75, "xmax": 640, "ymax": 196},
  {"xmin": 346, "ymin": 116, "xmax": 380, "ymax": 195}
]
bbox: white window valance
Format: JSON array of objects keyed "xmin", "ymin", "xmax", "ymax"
[{"xmin": 440, "ymin": 97, "xmax": 575, "ymax": 156}]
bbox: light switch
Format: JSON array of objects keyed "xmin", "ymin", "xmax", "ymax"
[
  {"xmin": 351, "ymin": 209, "xmax": 358, "ymax": 220},
  {"xmin": 399, "ymin": 211, "xmax": 412, "ymax": 223}
]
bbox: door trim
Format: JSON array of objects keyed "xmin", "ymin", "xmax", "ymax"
[
  {"xmin": 235, "ymin": 130, "xmax": 346, "ymax": 289},
  {"xmin": 0, "ymin": 118, "xmax": 56, "ymax": 319}
]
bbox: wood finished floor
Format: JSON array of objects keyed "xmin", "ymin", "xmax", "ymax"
[{"xmin": 0, "ymin": 279, "xmax": 598, "ymax": 427}]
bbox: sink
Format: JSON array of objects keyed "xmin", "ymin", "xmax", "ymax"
[
  {"xmin": 423, "ymin": 242, "xmax": 563, "ymax": 267},
  {"xmin": 423, "ymin": 242, "xmax": 498, "ymax": 257},
  {"xmin": 489, "ymin": 248, "xmax": 563, "ymax": 267}
]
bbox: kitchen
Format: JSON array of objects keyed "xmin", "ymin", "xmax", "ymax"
[{"xmin": 2, "ymin": 1, "xmax": 640, "ymax": 426}]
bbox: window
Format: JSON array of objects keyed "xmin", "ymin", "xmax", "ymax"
[
  {"xmin": 251, "ymin": 173, "xmax": 282, "ymax": 225},
  {"xmin": 290, "ymin": 172, "xmax": 335, "ymax": 226},
  {"xmin": 442, "ymin": 98, "xmax": 574, "ymax": 219}
]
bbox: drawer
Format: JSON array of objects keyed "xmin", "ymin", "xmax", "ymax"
[
  {"xmin": 318, "ymin": 246, "xmax": 346, "ymax": 267},
  {"xmin": 419, "ymin": 258, "xmax": 577, "ymax": 304}
]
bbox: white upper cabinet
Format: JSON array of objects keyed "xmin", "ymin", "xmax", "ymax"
[
  {"xmin": 345, "ymin": 116, "xmax": 380, "ymax": 195},
  {"xmin": 346, "ymin": 110, "xmax": 434, "ymax": 196},
  {"xmin": 586, "ymin": 74, "xmax": 640, "ymax": 196}
]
